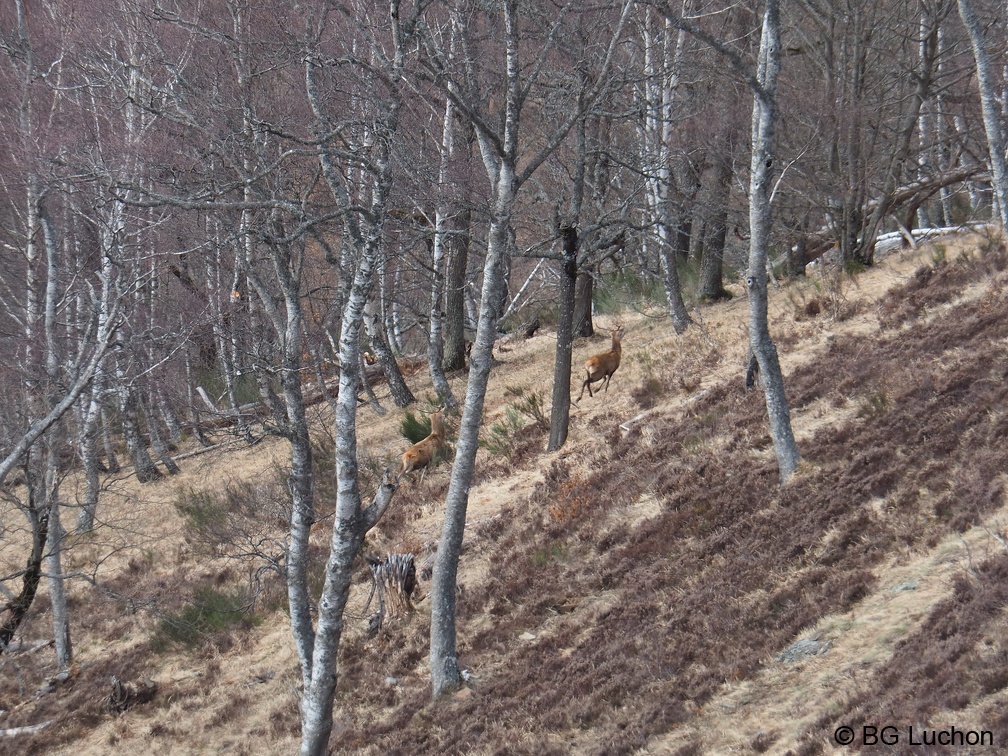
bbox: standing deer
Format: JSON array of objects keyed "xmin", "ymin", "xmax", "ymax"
[
  {"xmin": 398, "ymin": 409, "xmax": 449, "ymax": 483},
  {"xmin": 578, "ymin": 324, "xmax": 625, "ymax": 401}
]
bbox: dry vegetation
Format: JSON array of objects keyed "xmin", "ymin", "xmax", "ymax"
[{"xmin": 4, "ymin": 231, "xmax": 1008, "ymax": 755}]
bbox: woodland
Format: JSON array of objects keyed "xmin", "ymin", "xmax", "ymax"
[{"xmin": 2, "ymin": 0, "xmax": 1008, "ymax": 754}]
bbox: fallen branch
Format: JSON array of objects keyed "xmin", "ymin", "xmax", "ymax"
[{"xmin": 1, "ymin": 720, "xmax": 53, "ymax": 737}]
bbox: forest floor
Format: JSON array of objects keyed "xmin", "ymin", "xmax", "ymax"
[{"xmin": 3, "ymin": 228, "xmax": 1008, "ymax": 755}]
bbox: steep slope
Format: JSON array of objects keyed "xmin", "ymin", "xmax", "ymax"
[{"xmin": 2, "ymin": 230, "xmax": 1008, "ymax": 756}]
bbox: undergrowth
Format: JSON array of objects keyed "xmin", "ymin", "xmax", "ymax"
[{"xmin": 8, "ymin": 235, "xmax": 1008, "ymax": 755}]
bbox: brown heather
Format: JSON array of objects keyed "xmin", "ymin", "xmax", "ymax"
[{"xmin": 4, "ymin": 234, "xmax": 1008, "ymax": 754}]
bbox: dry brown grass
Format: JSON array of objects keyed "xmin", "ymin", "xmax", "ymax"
[{"xmin": 3, "ymin": 230, "xmax": 1008, "ymax": 754}]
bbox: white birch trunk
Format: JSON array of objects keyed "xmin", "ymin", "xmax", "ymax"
[
  {"xmin": 957, "ymin": 0, "xmax": 1008, "ymax": 229},
  {"xmin": 429, "ymin": 96, "xmax": 459, "ymax": 409},
  {"xmin": 639, "ymin": 10, "xmax": 692, "ymax": 333},
  {"xmin": 747, "ymin": 0, "xmax": 801, "ymax": 483},
  {"xmin": 40, "ymin": 202, "xmax": 72, "ymax": 669}
]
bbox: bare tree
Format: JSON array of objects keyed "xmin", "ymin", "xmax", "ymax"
[
  {"xmin": 418, "ymin": 0, "xmax": 635, "ymax": 697},
  {"xmin": 638, "ymin": 6, "xmax": 694, "ymax": 333},
  {"xmin": 651, "ymin": 0, "xmax": 800, "ymax": 481},
  {"xmin": 745, "ymin": 0, "xmax": 801, "ymax": 481},
  {"xmin": 0, "ymin": 0, "xmax": 123, "ymax": 663},
  {"xmin": 956, "ymin": 0, "xmax": 1008, "ymax": 229}
]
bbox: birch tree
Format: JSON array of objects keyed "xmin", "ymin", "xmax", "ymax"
[
  {"xmin": 650, "ymin": 0, "xmax": 800, "ymax": 480},
  {"xmin": 745, "ymin": 0, "xmax": 801, "ymax": 481},
  {"xmin": 418, "ymin": 0, "xmax": 635, "ymax": 697},
  {"xmin": 0, "ymin": 0, "xmax": 123, "ymax": 664},
  {"xmin": 296, "ymin": 4, "xmax": 415, "ymax": 751},
  {"xmin": 957, "ymin": 0, "xmax": 1008, "ymax": 229},
  {"xmin": 638, "ymin": 5, "xmax": 693, "ymax": 333}
]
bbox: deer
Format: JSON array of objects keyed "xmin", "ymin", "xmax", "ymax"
[
  {"xmin": 398, "ymin": 409, "xmax": 449, "ymax": 484},
  {"xmin": 577, "ymin": 324, "xmax": 625, "ymax": 401}
]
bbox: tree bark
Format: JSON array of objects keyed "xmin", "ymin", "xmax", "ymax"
[
  {"xmin": 442, "ymin": 208, "xmax": 471, "ymax": 372},
  {"xmin": 747, "ymin": 0, "xmax": 801, "ymax": 483},
  {"xmin": 117, "ymin": 378, "xmax": 162, "ymax": 483},
  {"xmin": 44, "ymin": 454, "xmax": 73, "ymax": 669},
  {"xmin": 572, "ymin": 266, "xmax": 595, "ymax": 338},
  {"xmin": 430, "ymin": 169, "xmax": 515, "ymax": 696},
  {"xmin": 142, "ymin": 392, "xmax": 180, "ymax": 475},
  {"xmin": 548, "ymin": 227, "xmax": 578, "ymax": 451},
  {"xmin": 429, "ymin": 96, "xmax": 460, "ymax": 408},
  {"xmin": 698, "ymin": 155, "xmax": 733, "ymax": 301},
  {"xmin": 957, "ymin": 0, "xmax": 1008, "ymax": 229},
  {"xmin": 640, "ymin": 12, "xmax": 693, "ymax": 334},
  {"xmin": 0, "ymin": 458, "xmax": 48, "ymax": 653},
  {"xmin": 364, "ymin": 296, "xmax": 415, "ymax": 408},
  {"xmin": 298, "ymin": 24, "xmax": 405, "ymax": 751}
]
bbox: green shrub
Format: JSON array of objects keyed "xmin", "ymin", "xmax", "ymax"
[
  {"xmin": 503, "ymin": 386, "xmax": 549, "ymax": 432},
  {"xmin": 857, "ymin": 389, "xmax": 890, "ymax": 419},
  {"xmin": 482, "ymin": 406, "xmax": 526, "ymax": 458},
  {"xmin": 481, "ymin": 387, "xmax": 549, "ymax": 458},
  {"xmin": 153, "ymin": 587, "xmax": 257, "ymax": 651},
  {"xmin": 593, "ymin": 269, "xmax": 665, "ymax": 314},
  {"xmin": 401, "ymin": 410, "xmax": 433, "ymax": 444}
]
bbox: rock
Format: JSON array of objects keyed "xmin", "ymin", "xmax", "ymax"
[{"xmin": 775, "ymin": 634, "xmax": 832, "ymax": 663}]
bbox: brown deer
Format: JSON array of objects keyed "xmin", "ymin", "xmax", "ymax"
[
  {"xmin": 398, "ymin": 409, "xmax": 449, "ymax": 483},
  {"xmin": 578, "ymin": 324, "xmax": 625, "ymax": 401}
]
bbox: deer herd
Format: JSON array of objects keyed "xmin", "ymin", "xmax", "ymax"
[{"xmin": 396, "ymin": 323, "xmax": 625, "ymax": 484}]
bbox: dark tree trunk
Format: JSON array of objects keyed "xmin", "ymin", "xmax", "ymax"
[
  {"xmin": 1, "ymin": 457, "xmax": 48, "ymax": 653},
  {"xmin": 142, "ymin": 393, "xmax": 180, "ymax": 475},
  {"xmin": 100, "ymin": 407, "xmax": 121, "ymax": 473},
  {"xmin": 698, "ymin": 157, "xmax": 734, "ymax": 301},
  {"xmin": 443, "ymin": 209, "xmax": 471, "ymax": 373},
  {"xmin": 572, "ymin": 266, "xmax": 595, "ymax": 338},
  {"xmin": 119, "ymin": 385, "xmax": 162, "ymax": 483},
  {"xmin": 548, "ymin": 227, "xmax": 578, "ymax": 451}
]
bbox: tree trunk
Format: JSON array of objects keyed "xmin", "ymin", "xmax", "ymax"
[
  {"xmin": 698, "ymin": 150, "xmax": 734, "ymax": 299},
  {"xmin": 640, "ymin": 12, "xmax": 692, "ymax": 334},
  {"xmin": 183, "ymin": 341, "xmax": 211, "ymax": 446},
  {"xmin": 0, "ymin": 458, "xmax": 48, "ymax": 653},
  {"xmin": 430, "ymin": 158, "xmax": 514, "ymax": 697},
  {"xmin": 572, "ymin": 266, "xmax": 595, "ymax": 338},
  {"xmin": 299, "ymin": 38, "xmax": 402, "ymax": 754},
  {"xmin": 442, "ymin": 209, "xmax": 471, "ymax": 372},
  {"xmin": 44, "ymin": 449, "xmax": 73, "ymax": 669},
  {"xmin": 157, "ymin": 388, "xmax": 183, "ymax": 448},
  {"xmin": 364, "ymin": 296, "xmax": 415, "ymax": 408},
  {"xmin": 659, "ymin": 237, "xmax": 693, "ymax": 333},
  {"xmin": 957, "ymin": 0, "xmax": 1008, "ymax": 230},
  {"xmin": 299, "ymin": 242, "xmax": 398, "ymax": 755},
  {"xmin": 747, "ymin": 0, "xmax": 800, "ymax": 483},
  {"xmin": 118, "ymin": 379, "xmax": 162, "ymax": 483},
  {"xmin": 427, "ymin": 220, "xmax": 456, "ymax": 407},
  {"xmin": 429, "ymin": 97, "xmax": 460, "ymax": 409},
  {"xmin": 100, "ymin": 407, "xmax": 121, "ymax": 473},
  {"xmin": 548, "ymin": 227, "xmax": 578, "ymax": 451},
  {"xmin": 143, "ymin": 393, "xmax": 180, "ymax": 475},
  {"xmin": 282, "ymin": 311, "xmax": 316, "ymax": 693},
  {"xmin": 77, "ymin": 390, "xmax": 102, "ymax": 533},
  {"xmin": 40, "ymin": 198, "xmax": 72, "ymax": 669}
]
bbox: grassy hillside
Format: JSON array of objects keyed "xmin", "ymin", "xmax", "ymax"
[{"xmin": 3, "ymin": 230, "xmax": 1008, "ymax": 755}]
